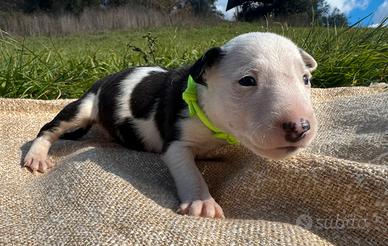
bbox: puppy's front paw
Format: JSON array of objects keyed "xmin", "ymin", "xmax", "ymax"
[
  {"xmin": 178, "ymin": 198, "xmax": 225, "ymax": 219},
  {"xmin": 24, "ymin": 152, "xmax": 53, "ymax": 173}
]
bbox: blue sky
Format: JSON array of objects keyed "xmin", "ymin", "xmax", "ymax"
[{"xmin": 215, "ymin": 0, "xmax": 388, "ymax": 26}]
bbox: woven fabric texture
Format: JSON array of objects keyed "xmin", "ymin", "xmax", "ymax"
[{"xmin": 0, "ymin": 85, "xmax": 387, "ymax": 245}]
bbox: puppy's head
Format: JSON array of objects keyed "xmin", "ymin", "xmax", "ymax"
[{"xmin": 190, "ymin": 32, "xmax": 318, "ymax": 159}]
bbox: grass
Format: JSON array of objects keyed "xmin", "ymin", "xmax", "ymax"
[{"xmin": 0, "ymin": 21, "xmax": 387, "ymax": 99}]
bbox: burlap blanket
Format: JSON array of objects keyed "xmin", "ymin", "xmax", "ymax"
[{"xmin": 1, "ymin": 85, "xmax": 387, "ymax": 245}]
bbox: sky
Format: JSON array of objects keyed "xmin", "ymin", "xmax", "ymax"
[{"xmin": 215, "ymin": 0, "xmax": 388, "ymax": 26}]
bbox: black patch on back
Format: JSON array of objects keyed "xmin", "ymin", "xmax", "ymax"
[
  {"xmin": 94, "ymin": 67, "xmax": 190, "ymax": 152},
  {"xmin": 97, "ymin": 68, "xmax": 146, "ymax": 151},
  {"xmin": 130, "ymin": 71, "xmax": 167, "ymax": 119},
  {"xmin": 99, "ymin": 68, "xmax": 189, "ymax": 151},
  {"xmin": 152, "ymin": 68, "xmax": 190, "ymax": 152},
  {"xmin": 115, "ymin": 118, "xmax": 145, "ymax": 151}
]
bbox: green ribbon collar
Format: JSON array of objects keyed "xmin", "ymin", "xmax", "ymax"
[{"xmin": 182, "ymin": 75, "xmax": 238, "ymax": 145}]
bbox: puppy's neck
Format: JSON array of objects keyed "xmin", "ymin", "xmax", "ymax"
[
  {"xmin": 196, "ymin": 83, "xmax": 230, "ymax": 134},
  {"xmin": 182, "ymin": 75, "xmax": 237, "ymax": 144}
]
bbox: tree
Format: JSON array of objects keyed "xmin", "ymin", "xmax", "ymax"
[
  {"xmin": 23, "ymin": 0, "xmax": 100, "ymax": 14},
  {"xmin": 273, "ymin": 0, "xmax": 311, "ymax": 16},
  {"xmin": 236, "ymin": 0, "xmax": 274, "ymax": 21},
  {"xmin": 24, "ymin": 0, "xmax": 52, "ymax": 12},
  {"xmin": 236, "ymin": 0, "xmax": 314, "ymax": 21},
  {"xmin": 5, "ymin": 0, "xmax": 218, "ymax": 16},
  {"xmin": 321, "ymin": 8, "xmax": 348, "ymax": 27},
  {"xmin": 234, "ymin": 0, "xmax": 348, "ymax": 26},
  {"xmin": 170, "ymin": 0, "xmax": 218, "ymax": 15}
]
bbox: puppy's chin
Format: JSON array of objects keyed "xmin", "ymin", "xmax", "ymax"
[
  {"xmin": 253, "ymin": 146, "xmax": 301, "ymax": 160},
  {"xmin": 240, "ymin": 140, "xmax": 302, "ymax": 160}
]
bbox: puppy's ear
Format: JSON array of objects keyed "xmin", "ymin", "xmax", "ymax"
[
  {"xmin": 299, "ymin": 49, "xmax": 317, "ymax": 72},
  {"xmin": 189, "ymin": 47, "xmax": 224, "ymax": 85}
]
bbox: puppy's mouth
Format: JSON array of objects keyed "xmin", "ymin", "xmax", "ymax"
[
  {"xmin": 239, "ymin": 136, "xmax": 305, "ymax": 159},
  {"xmin": 254, "ymin": 146, "xmax": 303, "ymax": 159},
  {"xmin": 275, "ymin": 146, "xmax": 299, "ymax": 152}
]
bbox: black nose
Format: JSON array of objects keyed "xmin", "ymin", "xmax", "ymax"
[{"xmin": 282, "ymin": 118, "xmax": 310, "ymax": 143}]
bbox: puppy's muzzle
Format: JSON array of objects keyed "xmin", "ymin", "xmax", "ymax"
[{"xmin": 282, "ymin": 118, "xmax": 311, "ymax": 143}]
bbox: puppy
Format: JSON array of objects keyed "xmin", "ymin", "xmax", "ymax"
[{"xmin": 24, "ymin": 32, "xmax": 318, "ymax": 218}]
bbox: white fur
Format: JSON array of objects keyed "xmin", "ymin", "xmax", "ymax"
[
  {"xmin": 133, "ymin": 109, "xmax": 163, "ymax": 152},
  {"xmin": 116, "ymin": 67, "xmax": 166, "ymax": 121},
  {"xmin": 24, "ymin": 136, "xmax": 53, "ymax": 172},
  {"xmin": 78, "ymin": 93, "xmax": 98, "ymax": 122},
  {"xmin": 25, "ymin": 136, "xmax": 51, "ymax": 159},
  {"xmin": 178, "ymin": 111, "xmax": 224, "ymax": 157},
  {"xmin": 161, "ymin": 141, "xmax": 224, "ymax": 217}
]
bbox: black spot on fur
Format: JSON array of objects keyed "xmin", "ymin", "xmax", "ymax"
[
  {"xmin": 189, "ymin": 47, "xmax": 224, "ymax": 86},
  {"xmin": 115, "ymin": 118, "xmax": 145, "ymax": 151},
  {"xmin": 130, "ymin": 71, "xmax": 167, "ymax": 119},
  {"xmin": 153, "ymin": 68, "xmax": 189, "ymax": 152},
  {"xmin": 97, "ymin": 68, "xmax": 145, "ymax": 150},
  {"xmin": 120, "ymin": 67, "xmax": 189, "ymax": 152}
]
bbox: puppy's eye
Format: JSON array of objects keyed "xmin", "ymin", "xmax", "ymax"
[
  {"xmin": 238, "ymin": 76, "xmax": 257, "ymax": 86},
  {"xmin": 303, "ymin": 75, "xmax": 310, "ymax": 85}
]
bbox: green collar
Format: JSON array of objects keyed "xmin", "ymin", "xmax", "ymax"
[{"xmin": 182, "ymin": 75, "xmax": 238, "ymax": 145}]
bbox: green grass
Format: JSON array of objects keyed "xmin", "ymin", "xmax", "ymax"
[{"xmin": 0, "ymin": 22, "xmax": 387, "ymax": 99}]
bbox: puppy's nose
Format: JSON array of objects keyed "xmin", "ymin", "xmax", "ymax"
[{"xmin": 282, "ymin": 118, "xmax": 310, "ymax": 143}]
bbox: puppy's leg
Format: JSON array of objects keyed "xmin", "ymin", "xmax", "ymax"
[
  {"xmin": 24, "ymin": 93, "xmax": 97, "ymax": 173},
  {"xmin": 162, "ymin": 141, "xmax": 224, "ymax": 219}
]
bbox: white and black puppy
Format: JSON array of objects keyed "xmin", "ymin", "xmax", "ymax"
[{"xmin": 24, "ymin": 32, "xmax": 318, "ymax": 218}]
